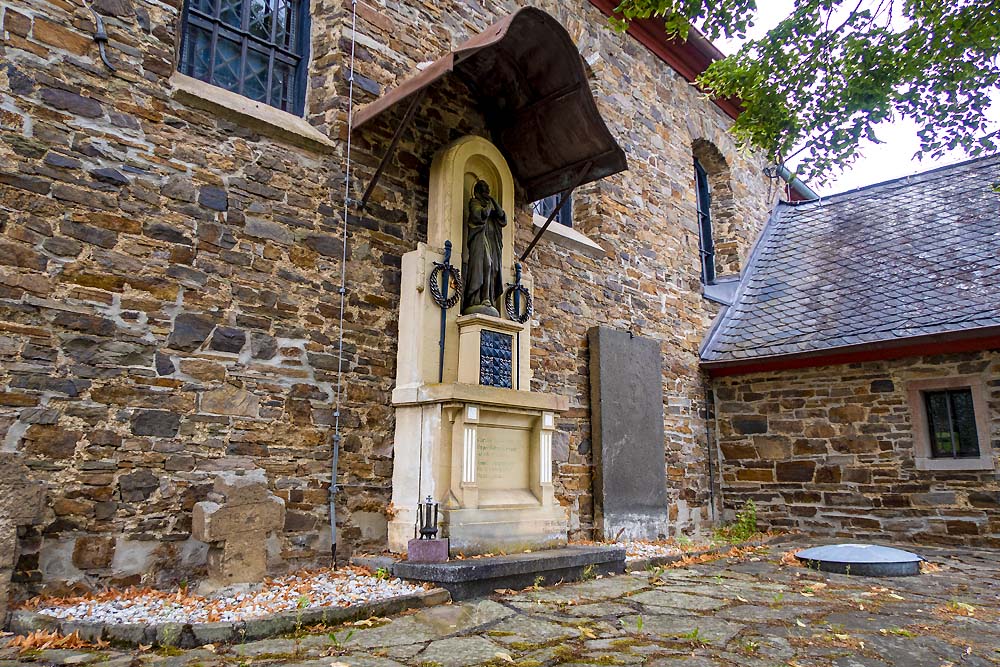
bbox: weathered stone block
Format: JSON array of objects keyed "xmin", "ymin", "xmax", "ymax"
[
  {"xmin": 192, "ymin": 470, "xmax": 284, "ymax": 590},
  {"xmin": 155, "ymin": 352, "xmax": 176, "ymax": 376},
  {"xmin": 200, "ymin": 384, "xmax": 259, "ymax": 417},
  {"xmin": 130, "ymin": 409, "xmax": 181, "ymax": 437},
  {"xmin": 250, "ymin": 333, "xmax": 278, "ymax": 359},
  {"xmin": 193, "ymin": 498, "xmax": 284, "ymax": 542},
  {"xmin": 870, "ymin": 379, "xmax": 895, "ymax": 392},
  {"xmin": 22, "ymin": 425, "xmax": 80, "ymax": 458},
  {"xmin": 39, "ymin": 88, "xmax": 103, "ymax": 117},
  {"xmin": 732, "ymin": 415, "xmax": 768, "ymax": 435},
  {"xmin": 118, "ymin": 470, "xmax": 159, "ymax": 502},
  {"xmin": 167, "ymin": 313, "xmax": 214, "ymax": 351},
  {"xmin": 198, "ymin": 186, "xmax": 228, "ymax": 211},
  {"xmin": 209, "ymin": 326, "xmax": 246, "ymax": 353},
  {"xmin": 0, "ymin": 454, "xmax": 45, "ymax": 623},
  {"xmin": 828, "ymin": 405, "xmax": 866, "ymax": 423},
  {"xmin": 72, "ymin": 536, "xmax": 115, "ymax": 569},
  {"xmin": 588, "ymin": 326, "xmax": 668, "ymax": 541},
  {"xmin": 775, "ymin": 461, "xmax": 815, "ymax": 482}
]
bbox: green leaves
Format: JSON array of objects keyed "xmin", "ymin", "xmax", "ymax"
[{"xmin": 611, "ymin": 0, "xmax": 1000, "ymax": 184}]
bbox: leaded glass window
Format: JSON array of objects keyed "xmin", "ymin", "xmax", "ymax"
[
  {"xmin": 923, "ymin": 388, "xmax": 980, "ymax": 458},
  {"xmin": 179, "ymin": 0, "xmax": 309, "ymax": 115},
  {"xmin": 532, "ymin": 194, "xmax": 572, "ymax": 227},
  {"xmin": 694, "ymin": 158, "xmax": 715, "ymax": 285}
]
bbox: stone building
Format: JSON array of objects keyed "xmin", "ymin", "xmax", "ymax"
[
  {"xmin": 702, "ymin": 156, "xmax": 1000, "ymax": 547},
  {"xmin": 0, "ymin": 0, "xmax": 782, "ymax": 598}
]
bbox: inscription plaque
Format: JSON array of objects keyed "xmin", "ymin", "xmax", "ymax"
[{"xmin": 476, "ymin": 426, "xmax": 529, "ymax": 490}]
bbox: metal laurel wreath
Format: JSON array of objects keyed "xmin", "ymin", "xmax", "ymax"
[
  {"xmin": 504, "ymin": 283, "xmax": 532, "ymax": 323},
  {"xmin": 429, "ymin": 262, "xmax": 462, "ymax": 310}
]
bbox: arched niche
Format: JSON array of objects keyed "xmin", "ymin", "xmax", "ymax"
[{"xmin": 428, "ymin": 135, "xmax": 516, "ymax": 277}]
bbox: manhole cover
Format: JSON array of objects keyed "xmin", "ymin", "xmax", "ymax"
[{"xmin": 794, "ymin": 544, "xmax": 923, "ymax": 577}]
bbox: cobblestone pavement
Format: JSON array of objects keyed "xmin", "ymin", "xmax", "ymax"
[{"xmin": 4, "ymin": 539, "xmax": 999, "ymax": 667}]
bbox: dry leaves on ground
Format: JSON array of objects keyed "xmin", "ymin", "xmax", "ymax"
[
  {"xmin": 5, "ymin": 629, "xmax": 107, "ymax": 653},
  {"xmin": 664, "ymin": 544, "xmax": 766, "ymax": 569},
  {"xmin": 780, "ymin": 548, "xmax": 805, "ymax": 567}
]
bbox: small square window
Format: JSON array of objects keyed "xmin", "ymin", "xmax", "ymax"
[
  {"xmin": 923, "ymin": 388, "xmax": 980, "ymax": 458},
  {"xmin": 178, "ymin": 0, "xmax": 310, "ymax": 115},
  {"xmin": 532, "ymin": 194, "xmax": 572, "ymax": 227},
  {"xmin": 907, "ymin": 376, "xmax": 994, "ymax": 471}
]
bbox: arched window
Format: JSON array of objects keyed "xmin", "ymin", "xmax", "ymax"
[
  {"xmin": 178, "ymin": 0, "xmax": 311, "ymax": 115},
  {"xmin": 691, "ymin": 140, "xmax": 735, "ymax": 284}
]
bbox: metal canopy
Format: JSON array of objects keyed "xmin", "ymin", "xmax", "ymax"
[{"xmin": 352, "ymin": 7, "xmax": 628, "ymax": 202}]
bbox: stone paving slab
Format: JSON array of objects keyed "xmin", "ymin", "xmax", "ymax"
[{"xmin": 4, "ymin": 539, "xmax": 1000, "ymax": 666}]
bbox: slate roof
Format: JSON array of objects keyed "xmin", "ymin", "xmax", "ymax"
[{"xmin": 701, "ymin": 154, "xmax": 1000, "ymax": 364}]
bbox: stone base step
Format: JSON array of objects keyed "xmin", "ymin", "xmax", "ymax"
[{"xmin": 357, "ymin": 545, "xmax": 625, "ymax": 601}]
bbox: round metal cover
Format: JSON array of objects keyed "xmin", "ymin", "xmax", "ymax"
[{"xmin": 794, "ymin": 544, "xmax": 923, "ymax": 577}]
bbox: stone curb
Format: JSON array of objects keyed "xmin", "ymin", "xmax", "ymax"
[
  {"xmin": 7, "ymin": 587, "xmax": 450, "ymax": 649},
  {"xmin": 624, "ymin": 533, "xmax": 791, "ymax": 572}
]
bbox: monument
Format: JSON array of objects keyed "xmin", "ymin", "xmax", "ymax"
[
  {"xmin": 389, "ymin": 136, "xmax": 568, "ymax": 555},
  {"xmin": 192, "ymin": 469, "xmax": 285, "ymax": 592},
  {"xmin": 0, "ymin": 454, "xmax": 45, "ymax": 625},
  {"xmin": 588, "ymin": 327, "xmax": 670, "ymax": 541}
]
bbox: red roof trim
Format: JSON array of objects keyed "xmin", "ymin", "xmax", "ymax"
[
  {"xmin": 702, "ymin": 329, "xmax": 1000, "ymax": 377},
  {"xmin": 587, "ymin": 0, "xmax": 742, "ymax": 120}
]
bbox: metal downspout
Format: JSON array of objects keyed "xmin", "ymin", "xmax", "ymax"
[{"xmin": 331, "ymin": 0, "xmax": 359, "ymax": 567}]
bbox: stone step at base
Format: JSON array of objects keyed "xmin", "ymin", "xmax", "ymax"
[{"xmin": 355, "ymin": 545, "xmax": 626, "ymax": 601}]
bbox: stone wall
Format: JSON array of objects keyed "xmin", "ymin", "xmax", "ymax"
[
  {"xmin": 713, "ymin": 351, "xmax": 1000, "ymax": 547},
  {"xmin": 0, "ymin": 0, "xmax": 774, "ymax": 595}
]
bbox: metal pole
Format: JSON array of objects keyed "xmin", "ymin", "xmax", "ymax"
[
  {"xmin": 514, "ymin": 263, "xmax": 521, "ymax": 390},
  {"xmin": 357, "ymin": 89, "xmax": 427, "ymax": 214},
  {"xmin": 330, "ymin": 0, "xmax": 360, "ymax": 568},
  {"xmin": 438, "ymin": 240, "xmax": 452, "ymax": 383}
]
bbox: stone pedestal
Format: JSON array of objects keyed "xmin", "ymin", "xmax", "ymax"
[
  {"xmin": 192, "ymin": 469, "xmax": 284, "ymax": 591},
  {"xmin": 0, "ymin": 453, "xmax": 45, "ymax": 625},
  {"xmin": 388, "ymin": 135, "xmax": 568, "ymax": 555},
  {"xmin": 406, "ymin": 538, "xmax": 449, "ymax": 563}
]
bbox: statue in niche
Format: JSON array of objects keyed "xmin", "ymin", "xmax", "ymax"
[{"xmin": 462, "ymin": 179, "xmax": 507, "ymax": 316}]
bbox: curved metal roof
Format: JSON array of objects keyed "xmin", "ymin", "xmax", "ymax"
[{"xmin": 352, "ymin": 7, "xmax": 628, "ymax": 202}]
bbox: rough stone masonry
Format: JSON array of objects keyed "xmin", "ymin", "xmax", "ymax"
[
  {"xmin": 0, "ymin": 0, "xmax": 774, "ymax": 597},
  {"xmin": 714, "ymin": 351, "xmax": 1000, "ymax": 547}
]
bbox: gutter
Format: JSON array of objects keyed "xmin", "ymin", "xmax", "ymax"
[
  {"xmin": 775, "ymin": 164, "xmax": 819, "ymax": 201},
  {"xmin": 702, "ymin": 325, "xmax": 1000, "ymax": 377}
]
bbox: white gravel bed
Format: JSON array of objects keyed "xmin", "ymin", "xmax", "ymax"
[
  {"xmin": 29, "ymin": 568, "xmax": 425, "ymax": 625},
  {"xmin": 614, "ymin": 541, "xmax": 685, "ymax": 562}
]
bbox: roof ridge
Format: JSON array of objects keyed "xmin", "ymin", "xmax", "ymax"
[{"xmin": 795, "ymin": 152, "xmax": 1000, "ymax": 205}]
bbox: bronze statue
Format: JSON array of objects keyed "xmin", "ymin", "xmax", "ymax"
[{"xmin": 462, "ymin": 180, "xmax": 507, "ymax": 316}]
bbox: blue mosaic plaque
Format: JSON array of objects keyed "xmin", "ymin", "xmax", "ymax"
[{"xmin": 480, "ymin": 330, "xmax": 513, "ymax": 388}]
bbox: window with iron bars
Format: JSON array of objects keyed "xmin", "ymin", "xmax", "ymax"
[
  {"xmin": 178, "ymin": 0, "xmax": 310, "ymax": 115},
  {"xmin": 923, "ymin": 388, "xmax": 980, "ymax": 459},
  {"xmin": 532, "ymin": 194, "xmax": 573, "ymax": 227},
  {"xmin": 694, "ymin": 158, "xmax": 715, "ymax": 284}
]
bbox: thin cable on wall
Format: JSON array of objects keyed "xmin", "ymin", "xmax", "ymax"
[{"xmin": 330, "ymin": 0, "xmax": 359, "ymax": 566}]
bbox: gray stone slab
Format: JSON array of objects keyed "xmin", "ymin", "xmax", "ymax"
[
  {"xmin": 393, "ymin": 545, "xmax": 624, "ymax": 600},
  {"xmin": 628, "ymin": 589, "xmax": 730, "ymax": 611},
  {"xmin": 416, "ymin": 636, "xmax": 503, "ymax": 667},
  {"xmin": 619, "ymin": 614, "xmax": 745, "ymax": 646},
  {"xmin": 588, "ymin": 326, "xmax": 669, "ymax": 541}
]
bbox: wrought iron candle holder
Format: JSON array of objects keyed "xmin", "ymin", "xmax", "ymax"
[{"xmin": 417, "ymin": 495, "xmax": 439, "ymax": 540}]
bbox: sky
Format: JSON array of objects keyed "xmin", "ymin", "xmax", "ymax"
[{"xmin": 713, "ymin": 1, "xmax": 1000, "ymax": 196}]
